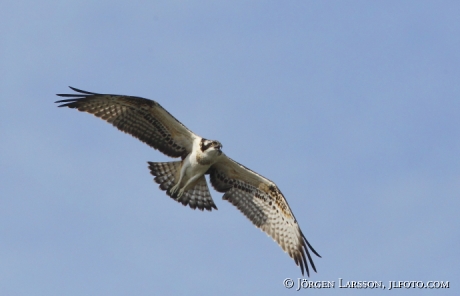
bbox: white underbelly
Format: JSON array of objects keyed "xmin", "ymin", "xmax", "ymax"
[
  {"xmin": 184, "ymin": 161, "xmax": 209, "ymax": 179},
  {"xmin": 179, "ymin": 154, "xmax": 211, "ymax": 189}
]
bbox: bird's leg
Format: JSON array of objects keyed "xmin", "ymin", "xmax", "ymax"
[
  {"xmin": 169, "ymin": 183, "xmax": 181, "ymax": 196},
  {"xmin": 169, "ymin": 160, "xmax": 187, "ymax": 197},
  {"xmin": 169, "ymin": 174, "xmax": 184, "ymax": 196},
  {"xmin": 176, "ymin": 174, "xmax": 202, "ymax": 198}
]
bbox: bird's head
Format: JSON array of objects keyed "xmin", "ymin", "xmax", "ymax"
[{"xmin": 200, "ymin": 138, "xmax": 223, "ymax": 155}]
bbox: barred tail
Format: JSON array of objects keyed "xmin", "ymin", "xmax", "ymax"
[
  {"xmin": 148, "ymin": 161, "xmax": 180, "ymax": 192},
  {"xmin": 148, "ymin": 161, "xmax": 217, "ymax": 211}
]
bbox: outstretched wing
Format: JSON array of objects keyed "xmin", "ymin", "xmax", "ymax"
[
  {"xmin": 209, "ymin": 155, "xmax": 321, "ymax": 276},
  {"xmin": 56, "ymin": 87, "xmax": 198, "ymax": 158}
]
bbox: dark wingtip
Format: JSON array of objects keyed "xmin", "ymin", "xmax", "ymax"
[
  {"xmin": 54, "ymin": 98, "xmax": 76, "ymax": 104},
  {"xmin": 298, "ymin": 254, "xmax": 306, "ymax": 276},
  {"xmin": 68, "ymin": 86, "xmax": 99, "ymax": 95},
  {"xmin": 54, "ymin": 100, "xmax": 78, "ymax": 108},
  {"xmin": 302, "ymin": 250, "xmax": 310, "ymax": 276},
  {"xmin": 305, "ymin": 238, "xmax": 321, "ymax": 258},
  {"xmin": 296, "ymin": 229, "xmax": 321, "ymax": 276},
  {"xmin": 300, "ymin": 228, "xmax": 321, "ymax": 258},
  {"xmin": 56, "ymin": 86, "xmax": 100, "ymax": 98}
]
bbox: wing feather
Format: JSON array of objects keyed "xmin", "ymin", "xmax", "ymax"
[
  {"xmin": 209, "ymin": 154, "xmax": 321, "ymax": 276},
  {"xmin": 56, "ymin": 87, "xmax": 197, "ymax": 158}
]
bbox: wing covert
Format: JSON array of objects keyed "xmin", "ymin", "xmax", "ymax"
[{"xmin": 56, "ymin": 87, "xmax": 197, "ymax": 158}]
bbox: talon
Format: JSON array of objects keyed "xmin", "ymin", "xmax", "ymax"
[
  {"xmin": 177, "ymin": 188, "xmax": 185, "ymax": 198},
  {"xmin": 170, "ymin": 184, "xmax": 180, "ymax": 195}
]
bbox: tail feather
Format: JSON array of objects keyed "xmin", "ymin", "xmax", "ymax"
[
  {"xmin": 148, "ymin": 161, "xmax": 179, "ymax": 192},
  {"xmin": 148, "ymin": 161, "xmax": 217, "ymax": 211}
]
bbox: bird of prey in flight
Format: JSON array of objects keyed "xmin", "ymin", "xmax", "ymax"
[{"xmin": 55, "ymin": 87, "xmax": 321, "ymax": 276}]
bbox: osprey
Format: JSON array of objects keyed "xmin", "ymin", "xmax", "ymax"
[{"xmin": 55, "ymin": 87, "xmax": 321, "ymax": 276}]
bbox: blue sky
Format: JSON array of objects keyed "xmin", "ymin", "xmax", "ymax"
[{"xmin": 1, "ymin": 1, "xmax": 459, "ymax": 295}]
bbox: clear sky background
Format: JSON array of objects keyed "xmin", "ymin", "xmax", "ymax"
[{"xmin": 1, "ymin": 1, "xmax": 459, "ymax": 295}]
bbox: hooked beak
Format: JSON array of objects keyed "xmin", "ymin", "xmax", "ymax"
[{"xmin": 215, "ymin": 143, "xmax": 223, "ymax": 154}]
